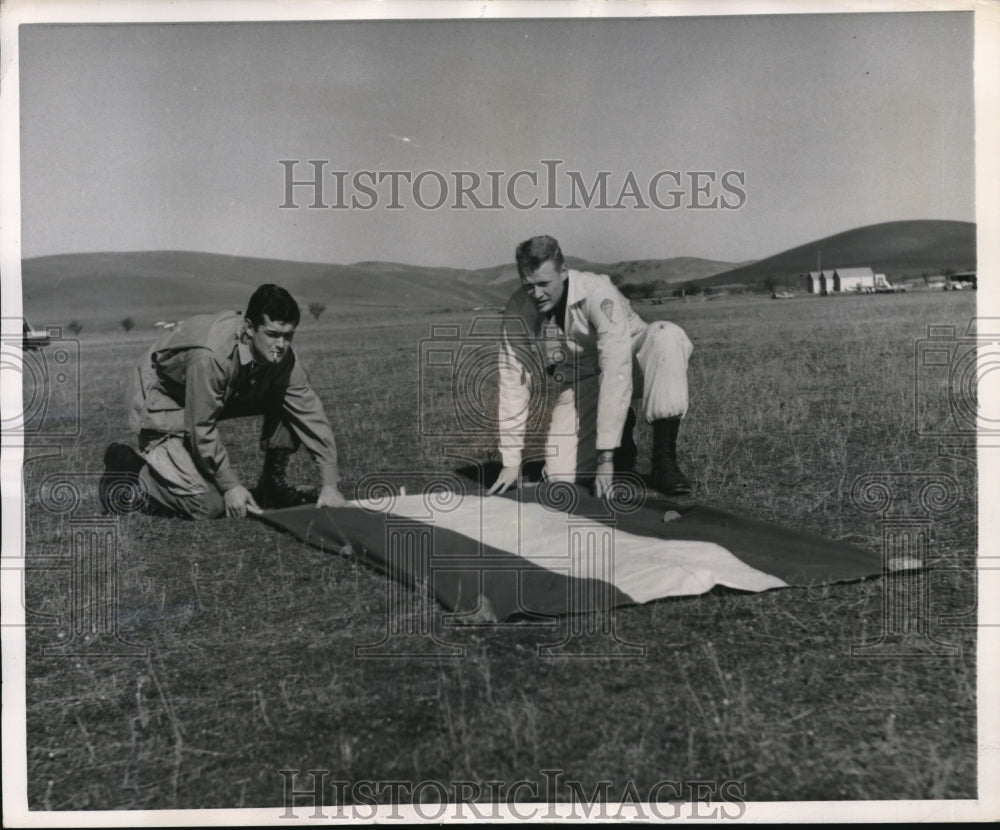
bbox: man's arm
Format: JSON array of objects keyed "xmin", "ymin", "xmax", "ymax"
[
  {"xmin": 589, "ymin": 283, "xmax": 633, "ymax": 451},
  {"xmin": 185, "ymin": 353, "xmax": 262, "ymax": 516},
  {"xmin": 490, "ymin": 316, "xmax": 533, "ymax": 495},
  {"xmin": 280, "ymin": 360, "xmax": 346, "ymax": 505},
  {"xmin": 589, "ymin": 282, "xmax": 634, "ymax": 497},
  {"xmin": 185, "ymin": 351, "xmax": 242, "ymax": 492}
]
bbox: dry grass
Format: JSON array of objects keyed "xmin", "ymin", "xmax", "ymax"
[{"xmin": 20, "ymin": 291, "xmax": 976, "ymax": 808}]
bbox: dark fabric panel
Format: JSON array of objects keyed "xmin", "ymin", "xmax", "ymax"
[
  {"xmin": 256, "ymin": 503, "xmax": 632, "ymax": 620},
  {"xmin": 257, "ymin": 482, "xmax": 882, "ymax": 620}
]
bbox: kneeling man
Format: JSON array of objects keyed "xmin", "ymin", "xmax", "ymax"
[
  {"xmin": 488, "ymin": 235, "xmax": 694, "ymax": 499},
  {"xmin": 101, "ymin": 284, "xmax": 346, "ymax": 518}
]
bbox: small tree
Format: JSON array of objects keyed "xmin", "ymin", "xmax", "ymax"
[
  {"xmin": 308, "ymin": 302, "xmax": 326, "ymax": 321},
  {"xmin": 66, "ymin": 320, "xmax": 83, "ymax": 335},
  {"xmin": 121, "ymin": 317, "xmax": 134, "ymax": 332}
]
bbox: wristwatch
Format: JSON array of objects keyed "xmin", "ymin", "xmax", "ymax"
[{"xmin": 596, "ymin": 450, "xmax": 614, "ymax": 465}]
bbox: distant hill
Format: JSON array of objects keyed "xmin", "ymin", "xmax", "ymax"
[
  {"xmin": 19, "ymin": 250, "xmax": 740, "ymax": 327},
  {"xmin": 19, "ymin": 221, "xmax": 973, "ymax": 329},
  {"xmin": 441, "ymin": 254, "xmax": 739, "ymax": 289},
  {"xmin": 20, "ymin": 251, "xmax": 514, "ymax": 326},
  {"xmin": 567, "ymin": 256, "xmax": 746, "ymax": 285},
  {"xmin": 693, "ymin": 220, "xmax": 976, "ymax": 290}
]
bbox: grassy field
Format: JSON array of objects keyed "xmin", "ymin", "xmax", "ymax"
[{"xmin": 19, "ymin": 290, "xmax": 977, "ymax": 810}]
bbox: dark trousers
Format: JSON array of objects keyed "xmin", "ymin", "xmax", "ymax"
[{"xmin": 137, "ymin": 399, "xmax": 298, "ymax": 519}]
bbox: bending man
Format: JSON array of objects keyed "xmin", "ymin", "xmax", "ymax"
[
  {"xmin": 101, "ymin": 284, "xmax": 346, "ymax": 518},
  {"xmin": 488, "ymin": 235, "xmax": 693, "ymax": 499}
]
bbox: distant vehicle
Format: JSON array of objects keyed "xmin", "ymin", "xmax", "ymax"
[
  {"xmin": 22, "ymin": 319, "xmax": 51, "ymax": 350},
  {"xmin": 771, "ymin": 291, "xmax": 795, "ymax": 300}
]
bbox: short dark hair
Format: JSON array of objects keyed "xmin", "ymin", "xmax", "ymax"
[
  {"xmin": 245, "ymin": 284, "xmax": 300, "ymax": 327},
  {"xmin": 515, "ymin": 235, "xmax": 565, "ymax": 278}
]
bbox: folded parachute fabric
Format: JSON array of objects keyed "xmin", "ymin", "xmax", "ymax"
[{"xmin": 256, "ymin": 484, "xmax": 883, "ymax": 621}]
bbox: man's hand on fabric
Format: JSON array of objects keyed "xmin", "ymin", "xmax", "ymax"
[
  {"xmin": 593, "ymin": 460, "xmax": 616, "ymax": 500},
  {"xmin": 225, "ymin": 485, "xmax": 262, "ymax": 518},
  {"xmin": 316, "ymin": 484, "xmax": 348, "ymax": 508},
  {"xmin": 487, "ymin": 466, "xmax": 520, "ymax": 496}
]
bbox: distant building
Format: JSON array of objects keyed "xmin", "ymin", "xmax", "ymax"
[
  {"xmin": 832, "ymin": 267, "xmax": 875, "ymax": 292},
  {"xmin": 951, "ymin": 270, "xmax": 977, "ymax": 289},
  {"xmin": 804, "ymin": 266, "xmax": 885, "ymax": 294}
]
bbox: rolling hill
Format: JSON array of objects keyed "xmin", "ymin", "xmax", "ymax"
[
  {"xmin": 19, "ymin": 251, "xmax": 512, "ymax": 326},
  {"xmin": 19, "ymin": 251, "xmax": 738, "ymax": 328},
  {"xmin": 569, "ymin": 256, "xmax": 748, "ymax": 285},
  {"xmin": 18, "ymin": 220, "xmax": 975, "ymax": 328},
  {"xmin": 694, "ymin": 220, "xmax": 976, "ymax": 290}
]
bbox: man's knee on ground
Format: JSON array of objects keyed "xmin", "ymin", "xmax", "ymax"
[
  {"xmin": 176, "ymin": 488, "xmax": 225, "ymax": 520},
  {"xmin": 195, "ymin": 488, "xmax": 226, "ymax": 520},
  {"xmin": 645, "ymin": 320, "xmax": 693, "ymax": 357},
  {"xmin": 637, "ymin": 321, "xmax": 692, "ymax": 422}
]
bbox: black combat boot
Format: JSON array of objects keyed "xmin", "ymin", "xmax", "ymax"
[
  {"xmin": 651, "ymin": 416, "xmax": 692, "ymax": 496},
  {"xmin": 99, "ymin": 442, "xmax": 148, "ymax": 514},
  {"xmin": 254, "ymin": 448, "xmax": 316, "ymax": 509},
  {"xmin": 613, "ymin": 406, "xmax": 639, "ymax": 472}
]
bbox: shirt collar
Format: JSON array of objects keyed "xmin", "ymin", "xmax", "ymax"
[
  {"xmin": 565, "ymin": 269, "xmax": 583, "ymax": 307},
  {"xmin": 237, "ymin": 336, "xmax": 255, "ymax": 369},
  {"xmin": 548, "ymin": 277, "xmax": 569, "ymax": 328}
]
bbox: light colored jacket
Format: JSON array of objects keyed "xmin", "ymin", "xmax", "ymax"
[
  {"xmin": 129, "ymin": 311, "xmax": 339, "ymax": 491},
  {"xmin": 498, "ymin": 270, "xmax": 647, "ymax": 467}
]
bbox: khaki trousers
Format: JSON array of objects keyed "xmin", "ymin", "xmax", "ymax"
[
  {"xmin": 137, "ymin": 399, "xmax": 298, "ymax": 520},
  {"xmin": 543, "ymin": 320, "xmax": 692, "ymax": 481}
]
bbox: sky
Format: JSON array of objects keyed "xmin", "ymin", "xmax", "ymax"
[{"xmin": 16, "ymin": 8, "xmax": 976, "ymax": 270}]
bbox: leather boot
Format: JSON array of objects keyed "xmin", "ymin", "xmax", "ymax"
[
  {"xmin": 99, "ymin": 442, "xmax": 148, "ymax": 514},
  {"xmin": 613, "ymin": 406, "xmax": 639, "ymax": 472},
  {"xmin": 254, "ymin": 448, "xmax": 315, "ymax": 508},
  {"xmin": 651, "ymin": 416, "xmax": 692, "ymax": 496}
]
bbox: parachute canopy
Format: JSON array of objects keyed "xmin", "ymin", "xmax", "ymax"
[{"xmin": 257, "ymin": 483, "xmax": 882, "ymax": 621}]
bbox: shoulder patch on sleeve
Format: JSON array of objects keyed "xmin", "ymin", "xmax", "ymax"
[{"xmin": 600, "ymin": 298, "xmax": 615, "ymax": 323}]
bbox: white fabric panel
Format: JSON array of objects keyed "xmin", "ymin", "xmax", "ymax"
[{"xmin": 351, "ymin": 494, "xmax": 787, "ymax": 602}]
